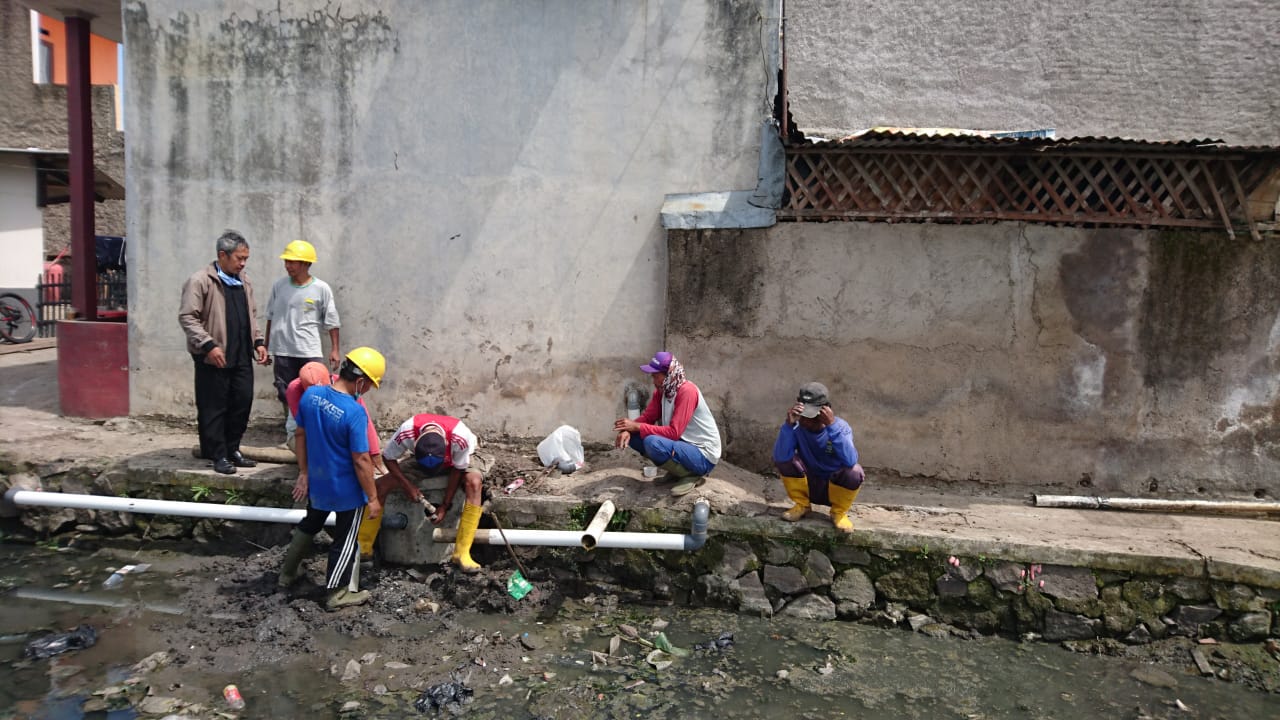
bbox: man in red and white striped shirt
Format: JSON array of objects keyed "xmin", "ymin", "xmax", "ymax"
[{"xmin": 382, "ymin": 414, "xmax": 486, "ymax": 573}]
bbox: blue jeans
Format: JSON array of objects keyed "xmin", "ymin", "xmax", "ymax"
[{"xmin": 630, "ymin": 433, "xmax": 715, "ymax": 476}]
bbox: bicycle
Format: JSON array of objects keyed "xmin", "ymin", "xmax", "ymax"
[{"xmin": 0, "ymin": 293, "xmax": 37, "ymax": 344}]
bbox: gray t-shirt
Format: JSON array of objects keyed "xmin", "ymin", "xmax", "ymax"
[{"xmin": 265, "ymin": 276, "xmax": 340, "ymax": 358}]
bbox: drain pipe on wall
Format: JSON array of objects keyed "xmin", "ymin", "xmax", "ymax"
[{"xmin": 435, "ymin": 497, "xmax": 711, "ymax": 551}]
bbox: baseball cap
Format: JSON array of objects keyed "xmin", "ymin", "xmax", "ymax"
[
  {"xmin": 640, "ymin": 351, "xmax": 673, "ymax": 374},
  {"xmin": 796, "ymin": 382, "xmax": 830, "ymax": 418},
  {"xmin": 297, "ymin": 362, "xmax": 332, "ymax": 389},
  {"xmin": 414, "ymin": 431, "xmax": 447, "ymax": 467}
]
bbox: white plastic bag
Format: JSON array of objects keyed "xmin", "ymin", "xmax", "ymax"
[{"xmin": 537, "ymin": 425, "xmax": 584, "ymax": 470}]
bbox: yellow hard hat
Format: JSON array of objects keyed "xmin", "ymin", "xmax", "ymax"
[
  {"xmin": 279, "ymin": 240, "xmax": 317, "ymax": 264},
  {"xmin": 345, "ymin": 346, "xmax": 385, "ymax": 387}
]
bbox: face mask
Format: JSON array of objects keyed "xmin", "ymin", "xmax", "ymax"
[{"xmin": 417, "ymin": 455, "xmax": 443, "ymax": 470}]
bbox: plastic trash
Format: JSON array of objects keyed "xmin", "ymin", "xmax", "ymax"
[
  {"xmin": 506, "ymin": 570, "xmax": 533, "ymax": 600},
  {"xmin": 652, "ymin": 632, "xmax": 689, "ymax": 657},
  {"xmin": 693, "ymin": 632, "xmax": 735, "ymax": 652},
  {"xmin": 503, "ymin": 477, "xmax": 525, "ymax": 495},
  {"xmin": 413, "ymin": 678, "xmax": 474, "ymax": 714},
  {"xmin": 102, "ymin": 563, "xmax": 151, "ymax": 589},
  {"xmin": 23, "ymin": 624, "xmax": 98, "ymax": 659},
  {"xmin": 222, "ymin": 684, "xmax": 245, "ymax": 710},
  {"xmin": 536, "ymin": 425, "xmax": 584, "ymax": 470}
]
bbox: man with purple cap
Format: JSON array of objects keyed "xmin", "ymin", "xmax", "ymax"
[
  {"xmin": 773, "ymin": 381, "xmax": 865, "ymax": 533},
  {"xmin": 614, "ymin": 351, "xmax": 721, "ymax": 496}
]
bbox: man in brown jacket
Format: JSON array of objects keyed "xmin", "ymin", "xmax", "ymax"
[{"xmin": 179, "ymin": 230, "xmax": 269, "ymax": 474}]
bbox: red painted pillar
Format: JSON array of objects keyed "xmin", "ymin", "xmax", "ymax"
[{"xmin": 66, "ymin": 16, "xmax": 96, "ymax": 322}]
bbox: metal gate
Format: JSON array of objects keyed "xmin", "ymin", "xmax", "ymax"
[{"xmin": 35, "ymin": 269, "xmax": 127, "ymax": 338}]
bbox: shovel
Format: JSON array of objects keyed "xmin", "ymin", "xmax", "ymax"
[{"xmin": 481, "ymin": 499, "xmax": 534, "ymax": 600}]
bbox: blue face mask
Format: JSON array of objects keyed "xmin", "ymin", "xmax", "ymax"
[{"xmin": 417, "ymin": 455, "xmax": 443, "ymax": 470}]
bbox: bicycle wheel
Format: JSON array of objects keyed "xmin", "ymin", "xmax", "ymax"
[{"xmin": 0, "ymin": 293, "xmax": 37, "ymax": 343}]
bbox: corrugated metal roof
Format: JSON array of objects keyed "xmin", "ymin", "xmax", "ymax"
[{"xmin": 798, "ymin": 128, "xmax": 1280, "ymax": 153}]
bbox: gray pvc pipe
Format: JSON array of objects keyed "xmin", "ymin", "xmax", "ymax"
[{"xmin": 436, "ymin": 498, "xmax": 712, "ymax": 551}]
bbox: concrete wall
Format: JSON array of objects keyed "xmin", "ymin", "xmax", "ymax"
[
  {"xmin": 786, "ymin": 0, "xmax": 1280, "ymax": 145},
  {"xmin": 0, "ymin": 0, "xmax": 125, "ymax": 257},
  {"xmin": 125, "ymin": 0, "xmax": 769, "ymax": 436},
  {"xmin": 0, "ymin": 162, "xmax": 43, "ymax": 289},
  {"xmin": 668, "ymin": 224, "xmax": 1280, "ymax": 498}
]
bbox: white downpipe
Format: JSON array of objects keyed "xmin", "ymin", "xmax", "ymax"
[
  {"xmin": 434, "ymin": 498, "xmax": 712, "ymax": 552},
  {"xmin": 580, "ymin": 500, "xmax": 616, "ymax": 550},
  {"xmin": 5, "ymin": 489, "xmax": 333, "ymax": 526}
]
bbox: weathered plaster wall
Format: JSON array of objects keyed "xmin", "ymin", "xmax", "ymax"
[
  {"xmin": 786, "ymin": 0, "xmax": 1280, "ymax": 145},
  {"xmin": 125, "ymin": 0, "xmax": 768, "ymax": 437},
  {"xmin": 668, "ymin": 224, "xmax": 1280, "ymax": 498},
  {"xmin": 0, "ymin": 163, "xmax": 44, "ymax": 288},
  {"xmin": 0, "ymin": 0, "xmax": 125, "ymax": 257}
]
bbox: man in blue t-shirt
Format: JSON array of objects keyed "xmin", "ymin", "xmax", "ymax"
[
  {"xmin": 276, "ymin": 347, "xmax": 386, "ymax": 610},
  {"xmin": 773, "ymin": 382, "xmax": 866, "ymax": 534}
]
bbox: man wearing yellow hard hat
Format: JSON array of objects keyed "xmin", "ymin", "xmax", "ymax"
[
  {"xmin": 278, "ymin": 346, "xmax": 386, "ymax": 610},
  {"xmin": 265, "ymin": 239, "xmax": 342, "ymax": 438}
]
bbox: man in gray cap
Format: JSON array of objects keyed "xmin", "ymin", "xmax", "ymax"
[{"xmin": 772, "ymin": 382, "xmax": 865, "ymax": 533}]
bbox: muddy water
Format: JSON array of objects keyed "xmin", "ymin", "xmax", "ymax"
[{"xmin": 0, "ymin": 544, "xmax": 1272, "ymax": 720}]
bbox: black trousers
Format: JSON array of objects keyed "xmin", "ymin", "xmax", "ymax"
[
  {"xmin": 297, "ymin": 504, "xmax": 363, "ymax": 590},
  {"xmin": 193, "ymin": 360, "xmax": 254, "ymax": 461}
]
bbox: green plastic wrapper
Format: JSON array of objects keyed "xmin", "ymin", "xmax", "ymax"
[
  {"xmin": 506, "ymin": 570, "xmax": 533, "ymax": 600},
  {"xmin": 653, "ymin": 632, "xmax": 689, "ymax": 657}
]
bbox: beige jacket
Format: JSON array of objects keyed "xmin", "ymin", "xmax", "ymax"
[{"xmin": 178, "ymin": 263, "xmax": 264, "ymax": 360}]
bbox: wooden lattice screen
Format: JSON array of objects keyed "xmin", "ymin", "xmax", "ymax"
[{"xmin": 781, "ymin": 146, "xmax": 1279, "ymax": 240}]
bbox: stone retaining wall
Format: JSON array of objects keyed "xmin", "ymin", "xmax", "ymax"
[{"xmin": 510, "ymin": 503, "xmax": 1280, "ymax": 648}]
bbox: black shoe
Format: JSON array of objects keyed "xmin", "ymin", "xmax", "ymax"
[
  {"xmin": 212, "ymin": 458, "xmax": 236, "ymax": 475},
  {"xmin": 230, "ymin": 451, "xmax": 257, "ymax": 468}
]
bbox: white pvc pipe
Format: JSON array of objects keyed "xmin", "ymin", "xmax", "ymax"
[
  {"xmin": 434, "ymin": 498, "xmax": 712, "ymax": 551},
  {"xmin": 580, "ymin": 500, "xmax": 616, "ymax": 550},
  {"xmin": 6, "ymin": 489, "xmax": 332, "ymax": 526},
  {"xmin": 1034, "ymin": 494, "xmax": 1280, "ymax": 515},
  {"xmin": 437, "ymin": 528, "xmax": 701, "ymax": 551},
  {"xmin": 14, "ymin": 587, "xmax": 238, "ymax": 620}
]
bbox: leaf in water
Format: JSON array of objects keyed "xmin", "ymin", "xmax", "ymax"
[
  {"xmin": 645, "ymin": 649, "xmax": 673, "ymax": 671},
  {"xmin": 618, "ymin": 624, "xmax": 639, "ymax": 639},
  {"xmin": 608, "ymin": 635, "xmax": 621, "ymax": 656},
  {"xmin": 591, "ymin": 650, "xmax": 609, "ymax": 666}
]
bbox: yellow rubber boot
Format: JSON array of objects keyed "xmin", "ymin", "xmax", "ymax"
[
  {"xmin": 828, "ymin": 485, "xmax": 861, "ymax": 534},
  {"xmin": 780, "ymin": 475, "xmax": 810, "ymax": 522},
  {"xmin": 450, "ymin": 502, "xmax": 483, "ymax": 574},
  {"xmin": 356, "ymin": 512, "xmax": 383, "ymax": 560}
]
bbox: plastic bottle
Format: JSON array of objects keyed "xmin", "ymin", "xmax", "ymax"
[
  {"xmin": 222, "ymin": 684, "xmax": 245, "ymax": 710},
  {"xmin": 624, "ymin": 384, "xmax": 641, "ymax": 420},
  {"xmin": 102, "ymin": 571, "xmax": 125, "ymax": 589}
]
